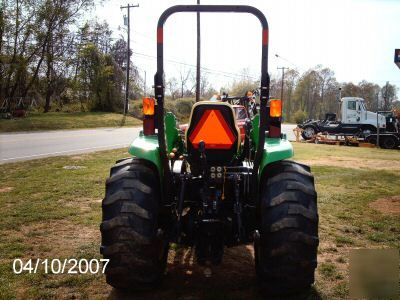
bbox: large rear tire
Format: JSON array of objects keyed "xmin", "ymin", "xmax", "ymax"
[
  {"xmin": 381, "ymin": 136, "xmax": 398, "ymax": 149},
  {"xmin": 255, "ymin": 160, "xmax": 319, "ymax": 296},
  {"xmin": 100, "ymin": 158, "xmax": 169, "ymax": 290}
]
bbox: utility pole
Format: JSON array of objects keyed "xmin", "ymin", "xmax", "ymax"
[
  {"xmin": 338, "ymin": 87, "xmax": 342, "ymax": 121},
  {"xmin": 277, "ymin": 66, "xmax": 287, "ymax": 119},
  {"xmin": 195, "ymin": 0, "xmax": 201, "ymax": 102},
  {"xmin": 277, "ymin": 67, "xmax": 287, "ymax": 101},
  {"xmin": 120, "ymin": 3, "xmax": 139, "ymax": 115},
  {"xmin": 377, "ymin": 95, "xmax": 380, "ymax": 148},
  {"xmin": 144, "ymin": 70, "xmax": 147, "ymax": 97}
]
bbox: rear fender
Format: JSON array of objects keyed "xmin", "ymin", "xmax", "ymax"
[
  {"xmin": 128, "ymin": 133, "xmax": 163, "ymax": 177},
  {"xmin": 128, "ymin": 112, "xmax": 182, "ymax": 181},
  {"xmin": 250, "ymin": 114, "xmax": 294, "ymax": 178},
  {"xmin": 258, "ymin": 138, "xmax": 294, "ymax": 179}
]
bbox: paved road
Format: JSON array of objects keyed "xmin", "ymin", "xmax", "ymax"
[
  {"xmin": 0, "ymin": 127, "xmax": 141, "ymax": 164},
  {"xmin": 0, "ymin": 124, "xmax": 297, "ymax": 164}
]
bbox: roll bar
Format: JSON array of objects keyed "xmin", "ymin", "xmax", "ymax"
[{"xmin": 154, "ymin": 5, "xmax": 270, "ymax": 196}]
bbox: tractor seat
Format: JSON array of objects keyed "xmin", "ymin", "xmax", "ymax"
[{"xmin": 186, "ymin": 101, "xmax": 241, "ymax": 167}]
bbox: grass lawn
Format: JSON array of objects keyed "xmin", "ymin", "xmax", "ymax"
[
  {"xmin": 0, "ymin": 143, "xmax": 399, "ymax": 299},
  {"xmin": 0, "ymin": 112, "xmax": 141, "ymax": 132}
]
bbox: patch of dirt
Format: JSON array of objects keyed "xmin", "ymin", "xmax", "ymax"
[
  {"xmin": 62, "ymin": 165, "xmax": 87, "ymax": 170},
  {"xmin": 60, "ymin": 197, "xmax": 101, "ymax": 212},
  {"xmin": 0, "ymin": 186, "xmax": 13, "ymax": 193},
  {"xmin": 2, "ymin": 219, "xmax": 98, "ymax": 260},
  {"xmin": 70, "ymin": 154, "xmax": 91, "ymax": 160},
  {"xmin": 369, "ymin": 196, "xmax": 400, "ymax": 215},
  {"xmin": 102, "ymin": 245, "xmax": 260, "ymax": 300},
  {"xmin": 298, "ymin": 156, "xmax": 400, "ymax": 170},
  {"xmin": 316, "ymin": 240, "xmax": 350, "ymax": 295}
]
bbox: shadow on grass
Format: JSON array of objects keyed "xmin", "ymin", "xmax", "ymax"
[{"xmin": 106, "ymin": 244, "xmax": 322, "ymax": 300}]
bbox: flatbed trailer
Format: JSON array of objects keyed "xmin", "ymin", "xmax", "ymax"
[
  {"xmin": 294, "ymin": 127, "xmax": 399, "ymax": 149},
  {"xmin": 309, "ymin": 132, "xmax": 375, "ymax": 147}
]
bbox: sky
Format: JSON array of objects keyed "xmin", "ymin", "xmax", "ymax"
[{"xmin": 92, "ymin": 0, "xmax": 400, "ymax": 92}]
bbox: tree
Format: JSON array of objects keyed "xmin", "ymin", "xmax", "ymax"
[
  {"xmin": 91, "ymin": 21, "xmax": 112, "ymax": 53},
  {"xmin": 0, "ymin": 0, "xmax": 94, "ymax": 111},
  {"xmin": 318, "ymin": 67, "xmax": 336, "ymax": 118},
  {"xmin": 293, "ymin": 68, "xmax": 321, "ymax": 119},
  {"xmin": 178, "ymin": 68, "xmax": 193, "ymax": 98},
  {"xmin": 229, "ymin": 79, "xmax": 258, "ymax": 97},
  {"xmin": 291, "ymin": 66, "xmax": 338, "ymax": 121},
  {"xmin": 358, "ymin": 80, "xmax": 380, "ymax": 111},
  {"xmin": 78, "ymin": 43, "xmax": 124, "ymax": 112},
  {"xmin": 341, "ymin": 82, "xmax": 361, "ymax": 98},
  {"xmin": 199, "ymin": 73, "xmax": 210, "ymax": 97},
  {"xmin": 380, "ymin": 82, "xmax": 398, "ymax": 111},
  {"xmin": 110, "ymin": 38, "xmax": 129, "ymax": 70}
]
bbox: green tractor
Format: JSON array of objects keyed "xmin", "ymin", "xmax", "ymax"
[{"xmin": 100, "ymin": 5, "xmax": 318, "ymax": 296}]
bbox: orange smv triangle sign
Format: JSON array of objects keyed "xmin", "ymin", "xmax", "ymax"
[{"xmin": 189, "ymin": 109, "xmax": 236, "ymax": 149}]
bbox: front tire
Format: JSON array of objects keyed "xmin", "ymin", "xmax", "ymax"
[
  {"xmin": 255, "ymin": 160, "xmax": 319, "ymax": 296},
  {"xmin": 360, "ymin": 126, "xmax": 376, "ymax": 138},
  {"xmin": 100, "ymin": 158, "xmax": 169, "ymax": 290},
  {"xmin": 301, "ymin": 126, "xmax": 316, "ymax": 140}
]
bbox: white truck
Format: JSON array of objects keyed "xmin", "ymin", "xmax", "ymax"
[{"xmin": 298, "ymin": 97, "xmax": 399, "ymax": 149}]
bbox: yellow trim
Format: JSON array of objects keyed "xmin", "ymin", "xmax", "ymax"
[{"xmin": 185, "ymin": 101, "xmax": 241, "ymax": 152}]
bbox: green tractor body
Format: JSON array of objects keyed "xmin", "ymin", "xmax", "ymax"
[
  {"xmin": 128, "ymin": 116, "xmax": 294, "ymax": 181},
  {"xmin": 101, "ymin": 5, "xmax": 318, "ymax": 296}
]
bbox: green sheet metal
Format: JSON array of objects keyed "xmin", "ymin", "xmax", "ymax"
[
  {"xmin": 259, "ymin": 137, "xmax": 293, "ymax": 178},
  {"xmin": 128, "ymin": 111, "xmax": 292, "ymax": 181},
  {"xmin": 128, "ymin": 113, "xmax": 182, "ymax": 177},
  {"xmin": 250, "ymin": 114, "xmax": 260, "ymax": 149},
  {"xmin": 128, "ymin": 132, "xmax": 162, "ymax": 173},
  {"xmin": 165, "ymin": 112, "xmax": 180, "ymax": 153},
  {"xmin": 249, "ymin": 114, "xmax": 293, "ymax": 177}
]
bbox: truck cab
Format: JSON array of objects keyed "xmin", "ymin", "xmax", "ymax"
[
  {"xmin": 299, "ymin": 97, "xmax": 388, "ymax": 140},
  {"xmin": 341, "ymin": 97, "xmax": 386, "ymax": 130}
]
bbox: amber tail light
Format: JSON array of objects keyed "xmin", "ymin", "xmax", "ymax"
[
  {"xmin": 268, "ymin": 99, "xmax": 282, "ymax": 138},
  {"xmin": 143, "ymin": 97, "xmax": 155, "ymax": 135},
  {"xmin": 269, "ymin": 99, "xmax": 282, "ymax": 117}
]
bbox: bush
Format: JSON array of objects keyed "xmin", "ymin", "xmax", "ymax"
[
  {"xmin": 174, "ymin": 98, "xmax": 195, "ymax": 116},
  {"xmin": 229, "ymin": 79, "xmax": 258, "ymax": 97},
  {"xmin": 165, "ymin": 98, "xmax": 195, "ymax": 122},
  {"xmin": 129, "ymin": 98, "xmax": 196, "ymax": 122},
  {"xmin": 129, "ymin": 100, "xmax": 143, "ymax": 119},
  {"xmin": 293, "ymin": 109, "xmax": 308, "ymax": 124}
]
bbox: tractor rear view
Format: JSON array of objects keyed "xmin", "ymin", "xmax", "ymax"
[{"xmin": 100, "ymin": 5, "xmax": 319, "ymax": 296}]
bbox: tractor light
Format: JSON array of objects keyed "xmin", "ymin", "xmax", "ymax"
[
  {"xmin": 143, "ymin": 97, "xmax": 155, "ymax": 116},
  {"xmin": 143, "ymin": 97, "xmax": 156, "ymax": 135},
  {"xmin": 269, "ymin": 99, "xmax": 282, "ymax": 118},
  {"xmin": 268, "ymin": 99, "xmax": 282, "ymax": 138}
]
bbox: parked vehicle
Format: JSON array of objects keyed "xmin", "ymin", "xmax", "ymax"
[{"xmin": 298, "ymin": 97, "xmax": 387, "ymax": 140}]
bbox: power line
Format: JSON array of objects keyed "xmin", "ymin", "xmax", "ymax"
[
  {"xmin": 108, "ymin": 24, "xmax": 260, "ymax": 81},
  {"xmin": 104, "ymin": 31, "xmax": 259, "ymax": 80},
  {"xmin": 275, "ymin": 54, "xmax": 300, "ymax": 70},
  {"xmin": 131, "ymin": 51, "xmax": 259, "ymax": 80},
  {"xmin": 132, "ymin": 29, "xmax": 154, "ymax": 41}
]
